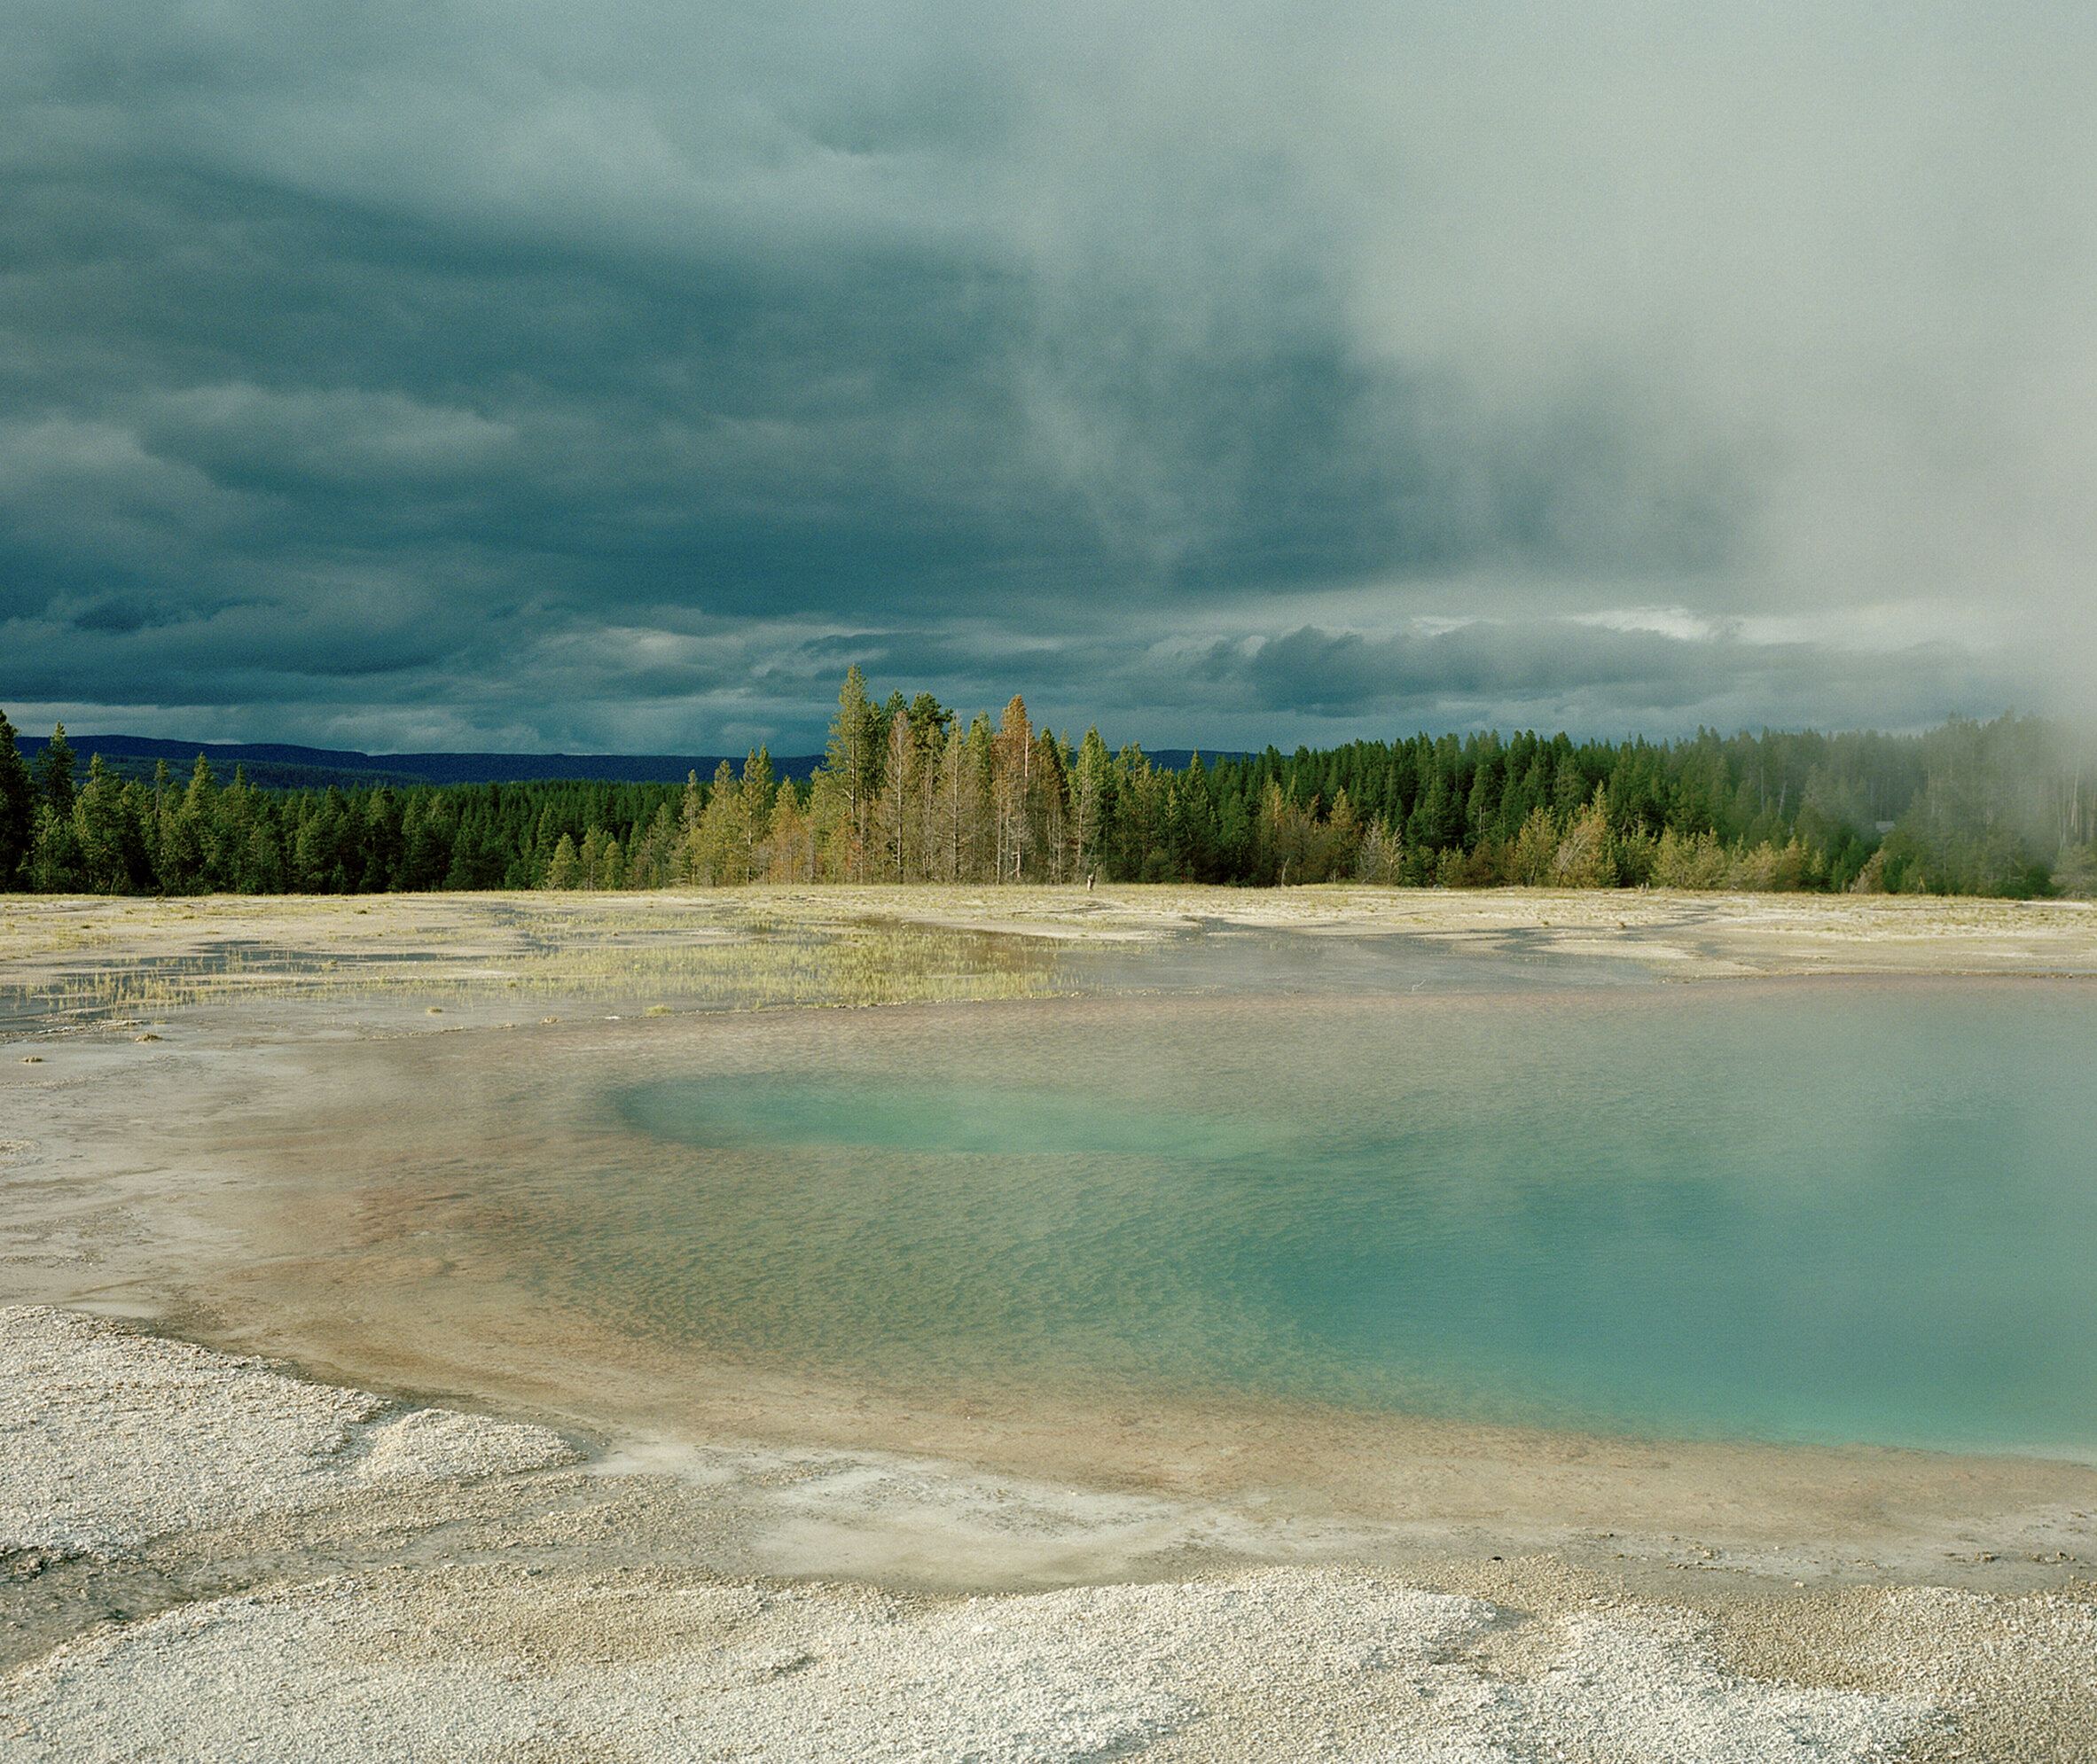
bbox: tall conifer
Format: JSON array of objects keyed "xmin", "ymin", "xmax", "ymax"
[
  {"xmin": 37, "ymin": 723, "xmax": 75, "ymax": 818},
  {"xmin": 823, "ymin": 667, "xmax": 878, "ymax": 879},
  {"xmin": 991, "ymin": 696, "xmax": 1032, "ymax": 882},
  {"xmin": 0, "ymin": 711, "xmax": 34, "ymax": 885},
  {"xmin": 741, "ymin": 748, "xmax": 774, "ymax": 875}
]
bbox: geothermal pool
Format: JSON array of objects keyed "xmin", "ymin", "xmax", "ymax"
[{"xmin": 481, "ymin": 977, "xmax": 2097, "ymax": 1458}]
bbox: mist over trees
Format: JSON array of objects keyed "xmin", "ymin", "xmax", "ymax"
[{"xmin": 2, "ymin": 683, "xmax": 2092, "ymax": 899}]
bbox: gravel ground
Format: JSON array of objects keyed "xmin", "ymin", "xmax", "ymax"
[
  {"xmin": 2, "ymin": 1558, "xmax": 1925, "ymax": 1763},
  {"xmin": 1, "ymin": 1307, "xmax": 576, "ymax": 1556},
  {"xmin": 9, "ymin": 899, "xmax": 2097, "ymax": 1758},
  {"xmin": 11, "ymin": 1305, "xmax": 2059, "ymax": 1762}
]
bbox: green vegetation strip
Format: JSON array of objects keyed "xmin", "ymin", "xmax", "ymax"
[
  {"xmin": 3, "ymin": 919, "xmax": 1064, "ymax": 1034},
  {"xmin": 4, "ymin": 685, "xmax": 2091, "ymax": 902}
]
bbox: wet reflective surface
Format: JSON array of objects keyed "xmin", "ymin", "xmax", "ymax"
[{"xmin": 499, "ymin": 979, "xmax": 2097, "ymax": 1456}]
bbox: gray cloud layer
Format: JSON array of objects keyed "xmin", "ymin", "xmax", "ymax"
[{"xmin": 4, "ymin": 2, "xmax": 2092, "ymax": 752}]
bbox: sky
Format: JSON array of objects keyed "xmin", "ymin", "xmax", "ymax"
[{"xmin": 4, "ymin": 1, "xmax": 2093, "ymax": 756}]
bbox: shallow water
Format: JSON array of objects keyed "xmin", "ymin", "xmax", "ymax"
[{"xmin": 457, "ymin": 976, "xmax": 2097, "ymax": 1459}]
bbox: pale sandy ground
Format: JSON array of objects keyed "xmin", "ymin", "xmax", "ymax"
[
  {"xmin": 5, "ymin": 886, "xmax": 2097, "ymax": 1760},
  {"xmin": 7, "ymin": 882, "xmax": 2097, "ymax": 992}
]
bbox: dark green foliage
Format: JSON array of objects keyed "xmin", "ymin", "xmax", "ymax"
[
  {"xmin": 0, "ymin": 720, "xmax": 707, "ymax": 898},
  {"xmin": 1132, "ymin": 712, "xmax": 2083, "ymax": 895},
  {"xmin": 0, "ymin": 701, "xmax": 2085, "ymax": 898},
  {"xmin": 0, "ymin": 712, "xmax": 35, "ymax": 886},
  {"xmin": 36, "ymin": 724, "xmax": 75, "ymax": 819}
]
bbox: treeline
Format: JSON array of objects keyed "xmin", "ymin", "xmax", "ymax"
[{"xmin": 3, "ymin": 682, "xmax": 2092, "ymax": 898}]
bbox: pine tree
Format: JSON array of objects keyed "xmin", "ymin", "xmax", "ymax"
[
  {"xmin": 1029, "ymin": 730, "xmax": 1073, "ymax": 882},
  {"xmin": 1322, "ymin": 786, "xmax": 1361, "ymax": 881},
  {"xmin": 991, "ymin": 696, "xmax": 1032, "ymax": 882},
  {"xmin": 630, "ymin": 798, "xmax": 677, "ymax": 888},
  {"xmin": 876, "ymin": 708, "xmax": 915, "ymax": 880},
  {"xmin": 1070, "ymin": 727, "xmax": 1113, "ymax": 883},
  {"xmin": 291, "ymin": 801, "xmax": 328, "ymax": 894},
  {"xmin": 675, "ymin": 770, "xmax": 703, "ymax": 885},
  {"xmin": 363, "ymin": 787, "xmax": 404, "ymax": 886},
  {"xmin": 1408, "ymin": 763, "xmax": 1459, "ymax": 855},
  {"xmin": 153, "ymin": 756, "xmax": 211, "ymax": 892},
  {"xmin": 1509, "ymin": 804, "xmax": 1561, "ymax": 886},
  {"xmin": 963, "ymin": 714, "xmax": 998, "ymax": 881},
  {"xmin": 144, "ymin": 759, "xmax": 173, "ymax": 887},
  {"xmin": 806, "ymin": 767, "xmax": 853, "ymax": 880},
  {"xmin": 822, "ymin": 667, "xmax": 879, "ymax": 879},
  {"xmin": 0, "ymin": 711, "xmax": 35, "ymax": 886},
  {"xmin": 694, "ymin": 761, "xmax": 742, "ymax": 884},
  {"xmin": 37, "ymin": 723, "xmax": 75, "ymax": 818},
  {"xmin": 27, "ymin": 803, "xmax": 78, "ymax": 892},
  {"xmin": 246, "ymin": 816, "xmax": 287, "ymax": 894},
  {"xmin": 1216, "ymin": 785, "xmax": 1251, "ymax": 878},
  {"xmin": 764, "ymin": 779, "xmax": 814, "ymax": 881},
  {"xmin": 1550, "ymin": 785, "xmax": 1617, "ymax": 887},
  {"xmin": 1113, "ymin": 744, "xmax": 1158, "ymax": 880},
  {"xmin": 215, "ymin": 766, "xmax": 257, "ymax": 892},
  {"xmin": 741, "ymin": 748, "xmax": 774, "ymax": 878},
  {"xmin": 73, "ymin": 753, "xmax": 134, "ymax": 893}
]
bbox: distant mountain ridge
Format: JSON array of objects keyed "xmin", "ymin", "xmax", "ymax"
[
  {"xmin": 16, "ymin": 732, "xmax": 1235, "ymax": 792},
  {"xmin": 14, "ymin": 733, "xmax": 826, "ymax": 792}
]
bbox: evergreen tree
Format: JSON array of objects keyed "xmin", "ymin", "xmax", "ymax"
[
  {"xmin": 991, "ymin": 696, "xmax": 1032, "ymax": 882},
  {"xmin": 875, "ymin": 708, "xmax": 914, "ymax": 880},
  {"xmin": 1070, "ymin": 727, "xmax": 1114, "ymax": 882},
  {"xmin": 398, "ymin": 792, "xmax": 456, "ymax": 891},
  {"xmin": 630, "ymin": 798, "xmax": 678, "ymax": 888},
  {"xmin": 214, "ymin": 766, "xmax": 258, "ymax": 892},
  {"xmin": 144, "ymin": 759, "xmax": 173, "ymax": 886},
  {"xmin": 675, "ymin": 771, "xmax": 703, "ymax": 884},
  {"xmin": 1550, "ymin": 786, "xmax": 1618, "ymax": 887},
  {"xmin": 905, "ymin": 697, "xmax": 950, "ymax": 879},
  {"xmin": 1216, "ymin": 784, "xmax": 1251, "ymax": 877},
  {"xmin": 0, "ymin": 711, "xmax": 35, "ymax": 885},
  {"xmin": 742, "ymin": 747, "xmax": 775, "ymax": 870},
  {"xmin": 245, "ymin": 815, "xmax": 288, "ymax": 894},
  {"xmin": 822, "ymin": 666, "xmax": 880, "ymax": 879},
  {"xmin": 27, "ymin": 802, "xmax": 79, "ymax": 892},
  {"xmin": 963, "ymin": 714, "xmax": 998, "ymax": 881},
  {"xmin": 37, "ymin": 723, "xmax": 76, "ymax": 818},
  {"xmin": 764, "ymin": 777, "xmax": 814, "ymax": 881},
  {"xmin": 73, "ymin": 753, "xmax": 139, "ymax": 893},
  {"xmin": 0, "ymin": 678, "xmax": 2080, "ymax": 902},
  {"xmin": 1509, "ymin": 804, "xmax": 1561, "ymax": 886},
  {"xmin": 180, "ymin": 753, "xmax": 219, "ymax": 886},
  {"xmin": 1029, "ymin": 729, "xmax": 1073, "ymax": 881},
  {"xmin": 805, "ymin": 766, "xmax": 852, "ymax": 880},
  {"xmin": 693, "ymin": 761, "xmax": 742, "ymax": 884},
  {"xmin": 1408, "ymin": 763, "xmax": 1459, "ymax": 854}
]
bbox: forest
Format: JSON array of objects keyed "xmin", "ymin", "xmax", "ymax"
[{"xmin": 3, "ymin": 671, "xmax": 2093, "ymax": 899}]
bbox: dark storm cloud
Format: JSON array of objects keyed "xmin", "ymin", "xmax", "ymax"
[
  {"xmin": 1225, "ymin": 621, "xmax": 2003, "ymax": 736},
  {"xmin": 1244, "ymin": 623, "xmax": 1742, "ymax": 715},
  {"xmin": 3, "ymin": 2, "xmax": 2093, "ymax": 751}
]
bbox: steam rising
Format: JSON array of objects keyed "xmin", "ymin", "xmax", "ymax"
[{"xmin": 2, "ymin": 1, "xmax": 2091, "ymax": 749}]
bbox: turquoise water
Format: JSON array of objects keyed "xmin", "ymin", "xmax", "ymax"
[{"xmin": 545, "ymin": 980, "xmax": 2097, "ymax": 1455}]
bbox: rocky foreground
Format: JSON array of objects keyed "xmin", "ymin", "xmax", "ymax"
[{"xmin": 6, "ymin": 1308, "xmax": 2096, "ymax": 1761}]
